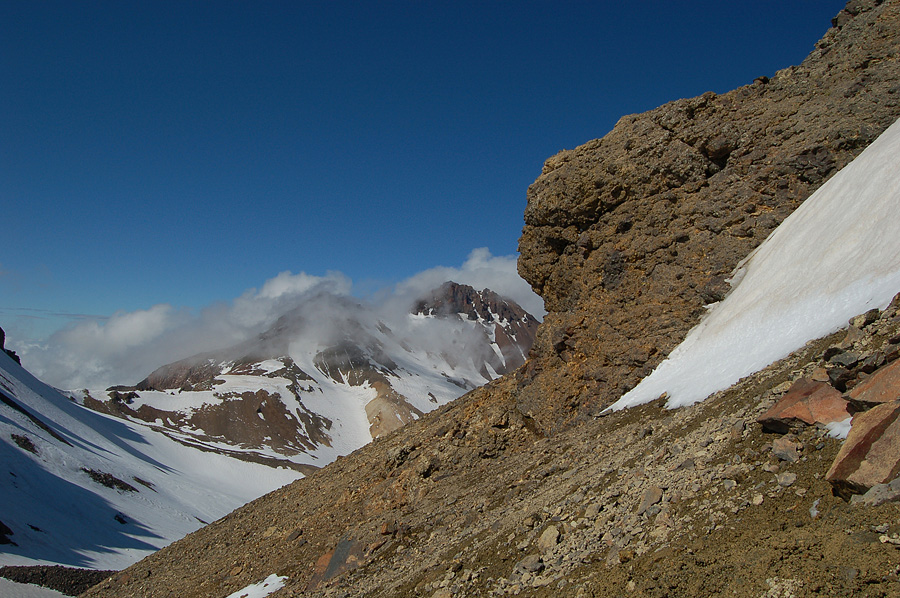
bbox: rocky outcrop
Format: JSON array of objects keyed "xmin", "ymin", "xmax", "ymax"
[
  {"xmin": 0, "ymin": 326, "xmax": 21, "ymax": 365},
  {"xmin": 757, "ymin": 378, "xmax": 851, "ymax": 433},
  {"xmin": 826, "ymin": 400, "xmax": 900, "ymax": 498},
  {"xmin": 516, "ymin": 0, "xmax": 900, "ymax": 430}
]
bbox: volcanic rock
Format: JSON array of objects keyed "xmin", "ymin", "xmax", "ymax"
[
  {"xmin": 847, "ymin": 358, "xmax": 900, "ymax": 409},
  {"xmin": 516, "ymin": 0, "xmax": 900, "ymax": 430},
  {"xmin": 757, "ymin": 378, "xmax": 851, "ymax": 433},
  {"xmin": 826, "ymin": 400, "xmax": 900, "ymax": 498}
]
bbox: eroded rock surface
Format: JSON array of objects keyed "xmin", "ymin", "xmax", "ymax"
[{"xmin": 517, "ymin": 0, "xmax": 900, "ymax": 430}]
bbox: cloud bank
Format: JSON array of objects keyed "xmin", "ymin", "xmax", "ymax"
[{"xmin": 15, "ymin": 249, "xmax": 543, "ymax": 390}]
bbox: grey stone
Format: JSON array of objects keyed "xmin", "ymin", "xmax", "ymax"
[
  {"xmin": 771, "ymin": 437, "xmax": 801, "ymax": 463},
  {"xmin": 850, "ymin": 476, "xmax": 900, "ymax": 507},
  {"xmin": 537, "ymin": 526, "xmax": 560, "ymax": 552},
  {"xmin": 776, "ymin": 472, "xmax": 797, "ymax": 487},
  {"xmin": 514, "ymin": 554, "xmax": 544, "ymax": 574},
  {"xmin": 637, "ymin": 486, "xmax": 664, "ymax": 515}
]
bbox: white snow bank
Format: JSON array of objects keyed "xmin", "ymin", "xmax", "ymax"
[
  {"xmin": 0, "ymin": 578, "xmax": 70, "ymax": 598},
  {"xmin": 826, "ymin": 416, "xmax": 853, "ymax": 439},
  {"xmin": 610, "ymin": 116, "xmax": 900, "ymax": 411},
  {"xmin": 224, "ymin": 574, "xmax": 287, "ymax": 598}
]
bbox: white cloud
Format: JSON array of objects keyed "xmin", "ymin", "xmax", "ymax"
[
  {"xmin": 393, "ymin": 248, "xmax": 545, "ymax": 318},
  {"xmin": 16, "ymin": 250, "xmax": 543, "ymax": 390}
]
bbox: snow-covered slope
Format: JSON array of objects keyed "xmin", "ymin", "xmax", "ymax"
[
  {"xmin": 611, "ymin": 116, "xmax": 900, "ymax": 410},
  {"xmin": 78, "ymin": 283, "xmax": 538, "ymax": 475},
  {"xmin": 0, "ymin": 350, "xmax": 298, "ymax": 570}
]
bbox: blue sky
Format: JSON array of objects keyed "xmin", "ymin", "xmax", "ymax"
[{"xmin": 2, "ymin": 1, "xmax": 846, "ymax": 346}]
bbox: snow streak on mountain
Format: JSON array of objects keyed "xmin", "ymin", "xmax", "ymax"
[{"xmin": 0, "ymin": 350, "xmax": 299, "ymax": 570}]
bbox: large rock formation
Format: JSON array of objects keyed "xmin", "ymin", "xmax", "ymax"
[{"xmin": 517, "ymin": 0, "xmax": 900, "ymax": 430}]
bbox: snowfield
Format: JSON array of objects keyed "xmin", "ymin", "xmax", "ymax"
[
  {"xmin": 611, "ymin": 116, "xmax": 900, "ymax": 411},
  {"xmin": 0, "ymin": 350, "xmax": 298, "ymax": 570}
]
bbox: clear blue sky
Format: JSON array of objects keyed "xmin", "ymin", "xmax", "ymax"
[{"xmin": 1, "ymin": 1, "xmax": 846, "ymax": 341}]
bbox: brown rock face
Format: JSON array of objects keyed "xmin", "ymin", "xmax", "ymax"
[
  {"xmin": 757, "ymin": 378, "xmax": 851, "ymax": 434},
  {"xmin": 848, "ymin": 357, "xmax": 900, "ymax": 408},
  {"xmin": 826, "ymin": 400, "xmax": 900, "ymax": 498},
  {"xmin": 516, "ymin": 0, "xmax": 900, "ymax": 430}
]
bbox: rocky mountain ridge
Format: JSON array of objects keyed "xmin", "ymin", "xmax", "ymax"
[
  {"xmin": 68, "ymin": 1, "xmax": 900, "ymax": 596},
  {"xmin": 78, "ymin": 283, "xmax": 538, "ymax": 471}
]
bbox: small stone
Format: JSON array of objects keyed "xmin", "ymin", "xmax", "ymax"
[
  {"xmin": 810, "ymin": 367, "xmax": 830, "ymax": 383},
  {"xmin": 515, "ymin": 554, "xmax": 544, "ymax": 574},
  {"xmin": 752, "ymin": 494, "xmax": 764, "ymax": 506},
  {"xmin": 776, "ymin": 472, "xmax": 797, "ymax": 487},
  {"xmin": 830, "ymin": 351, "xmax": 860, "ymax": 369},
  {"xmin": 285, "ymin": 529, "xmax": 303, "ymax": 542},
  {"xmin": 537, "ymin": 526, "xmax": 560, "ymax": 552},
  {"xmin": 850, "ymin": 477, "xmax": 900, "ymax": 507},
  {"xmin": 637, "ymin": 486, "xmax": 664, "ymax": 515},
  {"xmin": 723, "ymin": 479, "xmax": 737, "ymax": 491},
  {"xmin": 584, "ymin": 504, "xmax": 601, "ymax": 519},
  {"xmin": 771, "ymin": 437, "xmax": 801, "ymax": 463}
]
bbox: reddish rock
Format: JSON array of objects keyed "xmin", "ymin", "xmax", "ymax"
[
  {"xmin": 757, "ymin": 378, "xmax": 851, "ymax": 434},
  {"xmin": 770, "ymin": 437, "xmax": 801, "ymax": 463},
  {"xmin": 826, "ymin": 401, "xmax": 900, "ymax": 499},
  {"xmin": 306, "ymin": 535, "xmax": 365, "ymax": 590},
  {"xmin": 847, "ymin": 359, "xmax": 900, "ymax": 409}
]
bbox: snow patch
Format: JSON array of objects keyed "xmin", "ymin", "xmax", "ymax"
[
  {"xmin": 826, "ymin": 416, "xmax": 853, "ymax": 439},
  {"xmin": 224, "ymin": 574, "xmax": 287, "ymax": 598},
  {"xmin": 610, "ymin": 116, "xmax": 900, "ymax": 411}
]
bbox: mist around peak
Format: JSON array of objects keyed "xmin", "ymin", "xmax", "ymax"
[{"xmin": 12, "ymin": 249, "xmax": 543, "ymax": 391}]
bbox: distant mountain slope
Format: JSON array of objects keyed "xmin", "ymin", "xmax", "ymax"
[
  {"xmin": 79, "ymin": 283, "xmax": 538, "ymax": 471},
  {"xmin": 0, "ymin": 347, "xmax": 298, "ymax": 571}
]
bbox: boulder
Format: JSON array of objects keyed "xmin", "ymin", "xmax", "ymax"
[
  {"xmin": 537, "ymin": 526, "xmax": 559, "ymax": 552},
  {"xmin": 849, "ymin": 476, "xmax": 900, "ymax": 507},
  {"xmin": 847, "ymin": 359, "xmax": 900, "ymax": 410},
  {"xmin": 826, "ymin": 401, "xmax": 900, "ymax": 499},
  {"xmin": 757, "ymin": 378, "xmax": 851, "ymax": 433}
]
